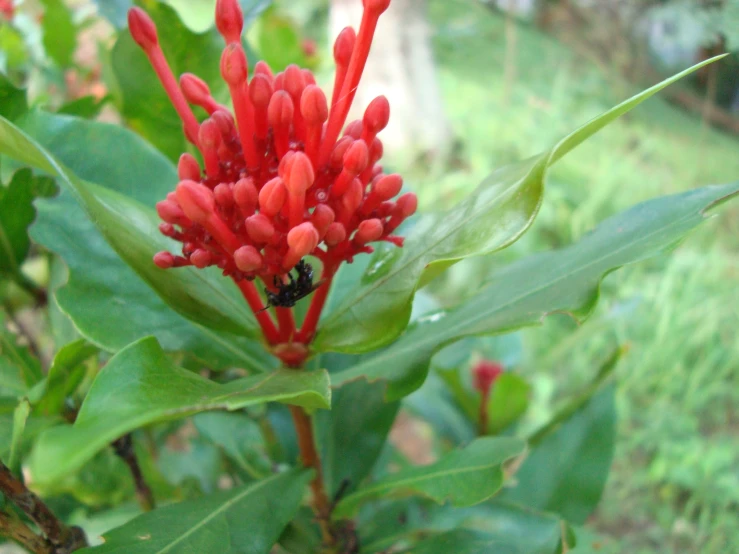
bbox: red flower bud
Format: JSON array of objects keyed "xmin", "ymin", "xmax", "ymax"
[
  {"xmin": 156, "ymin": 200, "xmax": 187, "ymax": 225},
  {"xmin": 301, "ymin": 85, "xmax": 329, "ymax": 125},
  {"xmin": 215, "ymin": 0, "xmax": 244, "ymax": 43},
  {"xmin": 343, "ymin": 120, "xmax": 363, "ymax": 139},
  {"xmin": 355, "ymin": 218, "xmax": 384, "ymax": 244},
  {"xmin": 330, "ymin": 136, "xmax": 354, "ymax": 170},
  {"xmin": 153, "ymin": 251, "xmax": 175, "ymax": 269},
  {"xmin": 268, "ymin": 90, "xmax": 294, "ymax": 128},
  {"xmin": 254, "ymin": 60, "xmax": 274, "ymax": 80},
  {"xmin": 258, "ymin": 177, "xmax": 287, "ymax": 217},
  {"xmin": 180, "ymin": 73, "xmax": 211, "ymax": 106},
  {"xmin": 214, "ymin": 183, "xmax": 234, "ymax": 207},
  {"xmin": 284, "ymin": 64, "xmax": 306, "ymax": 102},
  {"xmin": 198, "ymin": 118, "xmax": 222, "ymax": 150},
  {"xmin": 177, "ymin": 153, "xmax": 201, "ymax": 181},
  {"xmin": 473, "ymin": 360, "xmax": 503, "ymax": 394},
  {"xmin": 341, "ymin": 178, "xmax": 364, "ymax": 216},
  {"xmin": 211, "ymin": 110, "xmax": 235, "ymax": 136},
  {"xmin": 364, "ymin": 0, "xmax": 392, "ymax": 15},
  {"xmin": 311, "ymin": 204, "xmax": 335, "ymax": 234},
  {"xmin": 333, "ymin": 27, "xmax": 356, "ymax": 66},
  {"xmin": 343, "ymin": 140, "xmax": 369, "ymax": 174},
  {"xmin": 397, "ymin": 192, "xmax": 418, "ymax": 218},
  {"xmin": 363, "ymin": 96, "xmax": 390, "ymax": 134},
  {"xmin": 233, "ymin": 178, "xmax": 258, "ymax": 209},
  {"xmin": 375, "ymin": 174, "xmax": 402, "ymax": 200},
  {"xmin": 234, "ymin": 245, "xmax": 264, "ymax": 272},
  {"xmin": 287, "ymin": 222, "xmax": 319, "ymax": 256},
  {"xmin": 324, "ymin": 222, "xmax": 347, "ymax": 246},
  {"xmin": 245, "ymin": 214, "xmax": 275, "ymax": 243},
  {"xmin": 127, "ymin": 8, "xmax": 158, "ymax": 51},
  {"xmin": 176, "ymin": 180, "xmax": 215, "ymax": 225},
  {"xmin": 284, "ymin": 152, "xmax": 314, "ymax": 195},
  {"xmin": 190, "ymin": 249, "xmax": 212, "ymax": 268},
  {"xmin": 249, "ymin": 73, "xmax": 273, "ymax": 109},
  {"xmin": 220, "ymin": 43, "xmax": 248, "ymax": 86}
]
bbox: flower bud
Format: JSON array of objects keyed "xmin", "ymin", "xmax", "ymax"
[
  {"xmin": 329, "ymin": 136, "xmax": 354, "ymax": 170},
  {"xmin": 156, "ymin": 200, "xmax": 187, "ymax": 225},
  {"xmin": 287, "ymin": 222, "xmax": 319, "ymax": 256},
  {"xmin": 324, "ymin": 222, "xmax": 347, "ymax": 246},
  {"xmin": 341, "ymin": 178, "xmax": 364, "ymax": 214},
  {"xmin": 354, "ymin": 218, "xmax": 384, "ymax": 244},
  {"xmin": 214, "ymin": 183, "xmax": 234, "ymax": 207},
  {"xmin": 473, "ymin": 360, "xmax": 503, "ymax": 394},
  {"xmin": 343, "ymin": 140, "xmax": 369, "ymax": 174},
  {"xmin": 363, "ymin": 96, "xmax": 390, "ymax": 134},
  {"xmin": 364, "ymin": 0, "xmax": 392, "ymax": 15},
  {"xmin": 233, "ymin": 178, "xmax": 258, "ymax": 209},
  {"xmin": 220, "ymin": 43, "xmax": 248, "ymax": 86},
  {"xmin": 284, "ymin": 64, "xmax": 306, "ymax": 102},
  {"xmin": 176, "ymin": 180, "xmax": 215, "ymax": 225},
  {"xmin": 374, "ymin": 174, "xmax": 402, "ymax": 200},
  {"xmin": 254, "ymin": 60, "xmax": 274, "ymax": 79},
  {"xmin": 128, "ymin": 8, "xmax": 158, "ymax": 51},
  {"xmin": 301, "ymin": 85, "xmax": 329, "ymax": 125},
  {"xmin": 343, "ymin": 120, "xmax": 363, "ymax": 139},
  {"xmin": 177, "ymin": 153, "xmax": 201, "ymax": 180},
  {"xmin": 245, "ymin": 214, "xmax": 275, "ymax": 243},
  {"xmin": 258, "ymin": 177, "xmax": 287, "ymax": 217},
  {"xmin": 284, "ymin": 152, "xmax": 314, "ymax": 195},
  {"xmin": 234, "ymin": 245, "xmax": 264, "ymax": 272},
  {"xmin": 190, "ymin": 249, "xmax": 212, "ymax": 269},
  {"xmin": 215, "ymin": 0, "xmax": 244, "ymax": 43},
  {"xmin": 333, "ymin": 27, "xmax": 356, "ymax": 66},
  {"xmin": 154, "ymin": 251, "xmax": 175, "ymax": 269},
  {"xmin": 180, "ymin": 73, "xmax": 211, "ymax": 106},
  {"xmin": 268, "ymin": 91, "xmax": 294, "ymax": 127},
  {"xmin": 211, "ymin": 110, "xmax": 235, "ymax": 136},
  {"xmin": 397, "ymin": 192, "xmax": 418, "ymax": 218},
  {"xmin": 249, "ymin": 73, "xmax": 273, "ymax": 109},
  {"xmin": 198, "ymin": 118, "xmax": 222, "ymax": 150},
  {"xmin": 311, "ymin": 204, "xmax": 335, "ymax": 234}
]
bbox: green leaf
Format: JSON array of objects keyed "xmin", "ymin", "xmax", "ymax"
[
  {"xmin": 318, "ymin": 380, "xmax": 399, "ymax": 497},
  {"xmin": 333, "ymin": 436, "xmax": 525, "ymax": 518},
  {"xmin": 0, "ymin": 168, "xmax": 55, "ymax": 277},
  {"xmin": 0, "ymin": 314, "xmax": 43, "ymax": 388},
  {"xmin": 111, "ymin": 2, "xmax": 225, "ymax": 160},
  {"xmin": 30, "ymin": 337, "xmax": 331, "ymax": 483},
  {"xmin": 410, "ymin": 529, "xmax": 519, "ymax": 554},
  {"xmin": 333, "ymin": 182, "xmax": 739, "ymax": 400},
  {"xmin": 41, "ymin": 0, "xmax": 77, "ymax": 67},
  {"xmin": 314, "ymin": 55, "xmax": 727, "ymax": 354},
  {"xmin": 0, "ymin": 111, "xmax": 268, "ymax": 360},
  {"xmin": 57, "ymin": 95, "xmax": 110, "ymax": 119},
  {"xmin": 501, "ymin": 385, "xmax": 616, "ymax": 524},
  {"xmin": 0, "ymin": 73, "xmax": 27, "ymax": 121},
  {"xmin": 77, "ymin": 468, "xmax": 311, "ymax": 554},
  {"xmin": 255, "ymin": 7, "xmax": 310, "ymax": 71},
  {"xmin": 35, "ymin": 339, "xmax": 99, "ymax": 415},
  {"xmin": 9, "ymin": 398, "xmax": 30, "ymax": 469},
  {"xmin": 487, "ymin": 373, "xmax": 530, "ymax": 435}
]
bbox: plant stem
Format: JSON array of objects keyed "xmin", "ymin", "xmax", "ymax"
[
  {"xmin": 0, "ymin": 460, "xmax": 88, "ymax": 551},
  {"xmin": 112, "ymin": 434, "xmax": 155, "ymax": 512},
  {"xmin": 13, "ymin": 271, "xmax": 48, "ymax": 306},
  {"xmin": 0, "ymin": 510, "xmax": 53, "ymax": 554},
  {"xmin": 289, "ymin": 405, "xmax": 334, "ymax": 547},
  {"xmin": 296, "ymin": 259, "xmax": 338, "ymax": 343},
  {"xmin": 478, "ymin": 391, "xmax": 489, "ymax": 435},
  {"xmin": 275, "ymin": 307, "xmax": 296, "ymax": 342},
  {"xmin": 233, "ymin": 278, "xmax": 280, "ymax": 344}
]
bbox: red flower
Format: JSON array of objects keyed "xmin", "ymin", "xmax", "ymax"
[
  {"xmin": 128, "ymin": 0, "xmax": 414, "ymax": 352},
  {"xmin": 0, "ymin": 0, "xmax": 14, "ymax": 20}
]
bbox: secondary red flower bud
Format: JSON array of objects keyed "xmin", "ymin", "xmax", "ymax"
[
  {"xmin": 286, "ymin": 222, "xmax": 319, "ymax": 260},
  {"xmin": 363, "ymin": 96, "xmax": 390, "ymax": 135},
  {"xmin": 180, "ymin": 73, "xmax": 212, "ymax": 106},
  {"xmin": 311, "ymin": 204, "xmax": 335, "ymax": 235},
  {"xmin": 375, "ymin": 174, "xmax": 402, "ymax": 199},
  {"xmin": 258, "ymin": 177, "xmax": 287, "ymax": 217},
  {"xmin": 333, "ymin": 27, "xmax": 356, "ymax": 66},
  {"xmin": 220, "ymin": 43, "xmax": 248, "ymax": 86},
  {"xmin": 301, "ymin": 85, "xmax": 329, "ymax": 125},
  {"xmin": 176, "ymin": 180, "xmax": 215, "ymax": 225},
  {"xmin": 190, "ymin": 249, "xmax": 212, "ymax": 268},
  {"xmin": 234, "ymin": 245, "xmax": 263, "ymax": 272},
  {"xmin": 214, "ymin": 183, "xmax": 234, "ymax": 207},
  {"xmin": 233, "ymin": 178, "xmax": 258, "ymax": 209},
  {"xmin": 324, "ymin": 222, "xmax": 347, "ymax": 246},
  {"xmin": 285, "ymin": 152, "xmax": 314, "ymax": 195},
  {"xmin": 154, "ymin": 251, "xmax": 175, "ymax": 269},
  {"xmin": 245, "ymin": 214, "xmax": 275, "ymax": 243},
  {"xmin": 329, "ymin": 136, "xmax": 354, "ymax": 170},
  {"xmin": 473, "ymin": 360, "xmax": 503, "ymax": 394},
  {"xmin": 156, "ymin": 200, "xmax": 187, "ymax": 225},
  {"xmin": 284, "ymin": 64, "xmax": 306, "ymax": 102},
  {"xmin": 354, "ymin": 218, "xmax": 383, "ymax": 244},
  {"xmin": 344, "ymin": 120, "xmax": 363, "ymax": 140},
  {"xmin": 199, "ymin": 118, "xmax": 221, "ymax": 149},
  {"xmin": 249, "ymin": 74, "xmax": 273, "ymax": 108},
  {"xmin": 254, "ymin": 60, "xmax": 274, "ymax": 79},
  {"xmin": 215, "ymin": 0, "xmax": 244, "ymax": 44},
  {"xmin": 344, "ymin": 140, "xmax": 369, "ymax": 173},
  {"xmin": 397, "ymin": 192, "xmax": 418, "ymax": 217},
  {"xmin": 176, "ymin": 152, "xmax": 200, "ymax": 181},
  {"xmin": 128, "ymin": 7, "xmax": 158, "ymax": 51}
]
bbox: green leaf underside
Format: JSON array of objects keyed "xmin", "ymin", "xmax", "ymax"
[
  {"xmin": 501, "ymin": 385, "xmax": 617, "ymax": 524},
  {"xmin": 35, "ymin": 339, "xmax": 99, "ymax": 415},
  {"xmin": 78, "ymin": 468, "xmax": 311, "ymax": 554},
  {"xmin": 333, "ymin": 436, "xmax": 525, "ymax": 518},
  {"xmin": 333, "ymin": 182, "xmax": 739, "ymax": 400},
  {"xmin": 314, "ymin": 55, "xmax": 726, "ymax": 354},
  {"xmin": 30, "ymin": 337, "xmax": 330, "ymax": 483},
  {"xmin": 0, "ymin": 111, "xmax": 270, "ymax": 368}
]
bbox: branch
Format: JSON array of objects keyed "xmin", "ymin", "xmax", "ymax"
[
  {"xmin": 0, "ymin": 460, "xmax": 87, "ymax": 552},
  {"xmin": 112, "ymin": 434, "xmax": 155, "ymax": 512},
  {"xmin": 0, "ymin": 510, "xmax": 53, "ymax": 554}
]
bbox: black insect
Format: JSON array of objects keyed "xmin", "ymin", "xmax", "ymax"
[{"xmin": 258, "ymin": 260, "xmax": 322, "ymax": 312}]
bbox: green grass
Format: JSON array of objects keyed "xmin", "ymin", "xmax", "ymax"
[{"xmin": 387, "ymin": 1, "xmax": 739, "ymax": 552}]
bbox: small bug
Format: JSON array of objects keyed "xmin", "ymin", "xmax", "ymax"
[{"xmin": 258, "ymin": 260, "xmax": 323, "ymax": 312}]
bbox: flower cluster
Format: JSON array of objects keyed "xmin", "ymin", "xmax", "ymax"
[{"xmin": 128, "ymin": 0, "xmax": 416, "ymax": 347}]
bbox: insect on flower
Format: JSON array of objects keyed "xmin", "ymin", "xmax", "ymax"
[{"xmin": 259, "ymin": 260, "xmax": 324, "ymax": 312}]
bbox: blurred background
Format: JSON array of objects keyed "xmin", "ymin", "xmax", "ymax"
[{"xmin": 1, "ymin": 1, "xmax": 738, "ymax": 553}]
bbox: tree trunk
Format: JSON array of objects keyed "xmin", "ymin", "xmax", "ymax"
[{"xmin": 329, "ymin": 0, "xmax": 451, "ymax": 158}]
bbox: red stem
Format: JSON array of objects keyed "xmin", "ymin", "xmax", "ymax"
[
  {"xmin": 479, "ymin": 391, "xmax": 490, "ymax": 435},
  {"xmin": 233, "ymin": 278, "xmax": 280, "ymax": 344},
  {"xmin": 296, "ymin": 259, "xmax": 338, "ymax": 343},
  {"xmin": 276, "ymin": 307, "xmax": 296, "ymax": 342}
]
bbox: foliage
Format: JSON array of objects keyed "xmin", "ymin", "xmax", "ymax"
[{"xmin": 0, "ymin": 1, "xmax": 736, "ymax": 553}]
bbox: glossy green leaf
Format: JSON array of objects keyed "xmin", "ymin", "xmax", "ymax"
[
  {"xmin": 411, "ymin": 529, "xmax": 519, "ymax": 554},
  {"xmin": 111, "ymin": 2, "xmax": 225, "ymax": 160},
  {"xmin": 0, "ymin": 315, "xmax": 43, "ymax": 388},
  {"xmin": 0, "ymin": 73, "xmax": 27, "ymax": 121},
  {"xmin": 0, "ymin": 168, "xmax": 55, "ymax": 277},
  {"xmin": 333, "ymin": 182, "xmax": 739, "ymax": 400},
  {"xmin": 314, "ymin": 56, "xmax": 726, "ymax": 354},
  {"xmin": 41, "ymin": 0, "xmax": 77, "ymax": 67},
  {"xmin": 35, "ymin": 339, "xmax": 99, "ymax": 415},
  {"xmin": 255, "ymin": 7, "xmax": 310, "ymax": 71},
  {"xmin": 57, "ymin": 95, "xmax": 110, "ymax": 119},
  {"xmin": 501, "ymin": 385, "xmax": 616, "ymax": 524},
  {"xmin": 8, "ymin": 398, "xmax": 30, "ymax": 469},
  {"xmin": 0, "ymin": 112, "xmax": 267, "ymax": 357},
  {"xmin": 487, "ymin": 373, "xmax": 531, "ymax": 435},
  {"xmin": 318, "ymin": 380, "xmax": 399, "ymax": 496},
  {"xmin": 333, "ymin": 436, "xmax": 525, "ymax": 518},
  {"xmin": 78, "ymin": 468, "xmax": 311, "ymax": 553},
  {"xmin": 30, "ymin": 337, "xmax": 331, "ymax": 483}
]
